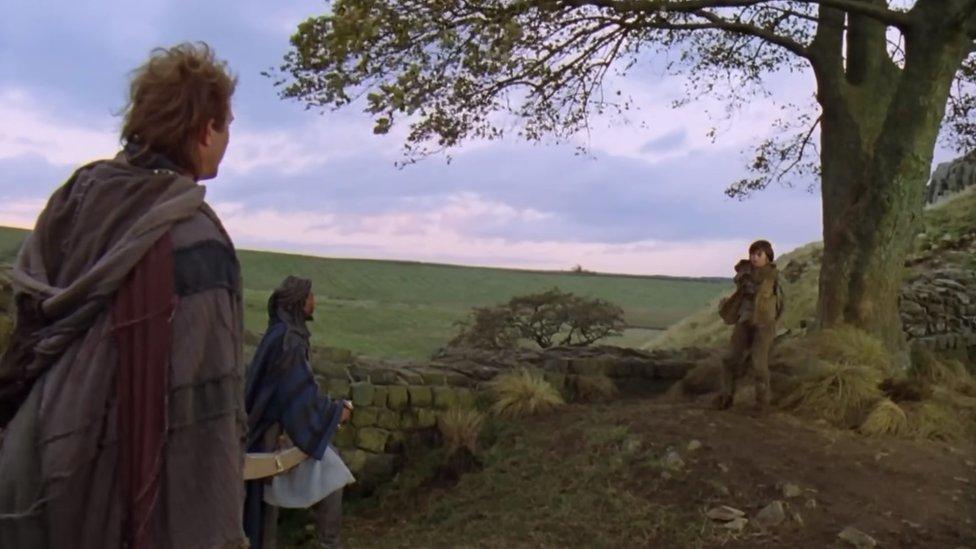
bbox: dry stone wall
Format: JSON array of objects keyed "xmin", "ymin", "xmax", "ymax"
[
  {"xmin": 901, "ymin": 267, "xmax": 976, "ymax": 358},
  {"xmin": 307, "ymin": 344, "xmax": 703, "ymax": 488}
]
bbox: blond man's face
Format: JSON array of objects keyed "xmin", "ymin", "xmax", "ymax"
[{"xmin": 197, "ymin": 109, "xmax": 233, "ymax": 180}]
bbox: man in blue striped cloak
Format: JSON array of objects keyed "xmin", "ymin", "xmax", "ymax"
[{"xmin": 244, "ymin": 276, "xmax": 351, "ymax": 548}]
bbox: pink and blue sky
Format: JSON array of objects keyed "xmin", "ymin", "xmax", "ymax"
[{"xmin": 0, "ymin": 1, "xmax": 955, "ymax": 276}]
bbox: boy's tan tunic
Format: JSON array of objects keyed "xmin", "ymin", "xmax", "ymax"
[{"xmin": 720, "ymin": 262, "xmax": 780, "ymax": 405}]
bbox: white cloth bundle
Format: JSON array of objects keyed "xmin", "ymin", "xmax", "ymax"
[{"xmin": 263, "ymin": 447, "xmax": 355, "ymax": 508}]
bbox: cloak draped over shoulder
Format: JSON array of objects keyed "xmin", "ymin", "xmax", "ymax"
[{"xmin": 0, "ymin": 146, "xmax": 248, "ymax": 549}]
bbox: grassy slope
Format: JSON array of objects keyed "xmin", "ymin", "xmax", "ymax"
[
  {"xmin": 648, "ymin": 187, "xmax": 976, "ymax": 351},
  {"xmin": 0, "ymin": 227, "xmax": 726, "ymax": 359}
]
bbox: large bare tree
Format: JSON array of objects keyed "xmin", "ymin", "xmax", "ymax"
[{"xmin": 272, "ymin": 0, "xmax": 976, "ymax": 359}]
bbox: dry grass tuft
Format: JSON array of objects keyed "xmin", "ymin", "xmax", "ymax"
[
  {"xmin": 910, "ymin": 347, "xmax": 975, "ymax": 388},
  {"xmin": 859, "ymin": 398, "xmax": 909, "ymax": 436},
  {"xmin": 570, "ymin": 374, "xmax": 618, "ymax": 402},
  {"xmin": 908, "ymin": 401, "xmax": 967, "ymax": 442},
  {"xmin": 438, "ymin": 407, "xmax": 485, "ymax": 455},
  {"xmin": 488, "ymin": 369, "xmax": 565, "ymax": 419},
  {"xmin": 808, "ymin": 326, "xmax": 891, "ymax": 372},
  {"xmin": 780, "ymin": 362, "xmax": 883, "ymax": 426}
]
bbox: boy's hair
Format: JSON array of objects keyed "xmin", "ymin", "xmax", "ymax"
[
  {"xmin": 121, "ymin": 42, "xmax": 237, "ymax": 175},
  {"xmin": 749, "ymin": 240, "xmax": 775, "ymax": 262}
]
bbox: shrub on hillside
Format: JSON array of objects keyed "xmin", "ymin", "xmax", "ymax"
[
  {"xmin": 448, "ymin": 305, "xmax": 520, "ymax": 350},
  {"xmin": 449, "ymin": 288, "xmax": 625, "ymax": 350}
]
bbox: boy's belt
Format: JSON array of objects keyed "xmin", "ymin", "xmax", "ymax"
[{"xmin": 243, "ymin": 447, "xmax": 308, "ymax": 480}]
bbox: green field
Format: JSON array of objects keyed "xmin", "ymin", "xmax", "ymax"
[{"xmin": 0, "ymin": 226, "xmax": 727, "ymax": 359}]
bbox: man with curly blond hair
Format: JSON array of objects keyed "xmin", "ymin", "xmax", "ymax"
[{"xmin": 0, "ymin": 43, "xmax": 247, "ymax": 548}]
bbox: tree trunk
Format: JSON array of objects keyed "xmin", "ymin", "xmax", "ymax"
[
  {"xmin": 813, "ymin": 7, "xmax": 972, "ymax": 367},
  {"xmin": 817, "ymin": 134, "xmax": 927, "ymax": 361}
]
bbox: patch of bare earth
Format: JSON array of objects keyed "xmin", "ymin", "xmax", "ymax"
[{"xmin": 342, "ymin": 397, "xmax": 976, "ymax": 548}]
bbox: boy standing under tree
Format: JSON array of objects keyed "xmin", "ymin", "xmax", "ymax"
[{"xmin": 716, "ymin": 240, "xmax": 783, "ymax": 412}]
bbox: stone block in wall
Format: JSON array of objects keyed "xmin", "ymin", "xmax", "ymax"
[
  {"xmin": 408, "ymin": 385, "xmax": 433, "ymax": 407},
  {"xmin": 387, "ymin": 386, "xmax": 409, "ymax": 410},
  {"xmin": 351, "ymin": 382, "xmax": 376, "ymax": 407},
  {"xmin": 416, "ymin": 369, "xmax": 448, "ymax": 386},
  {"xmin": 442, "ymin": 370, "xmax": 476, "ymax": 387},
  {"xmin": 376, "ymin": 408, "xmax": 400, "ymax": 430},
  {"xmin": 396, "ymin": 370, "xmax": 425, "ymax": 385},
  {"xmin": 373, "ymin": 386, "xmax": 389, "ymax": 408},
  {"xmin": 432, "ymin": 386, "xmax": 458, "ymax": 409},
  {"xmin": 356, "ymin": 428, "xmax": 390, "ymax": 453},
  {"xmin": 906, "ymin": 324, "xmax": 928, "ymax": 338},
  {"xmin": 655, "ymin": 360, "xmax": 688, "ymax": 380},
  {"xmin": 632, "ymin": 363, "xmax": 658, "ymax": 380},
  {"xmin": 340, "ymin": 448, "xmax": 368, "ymax": 474},
  {"xmin": 346, "ymin": 365, "xmax": 372, "ymax": 382},
  {"xmin": 543, "ymin": 372, "xmax": 567, "ymax": 391},
  {"xmin": 399, "ymin": 408, "xmax": 437, "ymax": 430},
  {"xmin": 399, "ymin": 410, "xmax": 418, "ymax": 430},
  {"xmin": 569, "ymin": 358, "xmax": 608, "ymax": 376},
  {"xmin": 312, "ymin": 361, "xmax": 349, "ymax": 379},
  {"xmin": 324, "ymin": 379, "xmax": 351, "ymax": 399},
  {"xmin": 611, "ymin": 360, "xmax": 635, "ymax": 377},
  {"xmin": 615, "ymin": 376, "xmax": 673, "ymax": 395},
  {"xmin": 317, "ymin": 347, "xmax": 354, "ymax": 363},
  {"xmin": 543, "ymin": 357, "xmax": 571, "ymax": 373},
  {"xmin": 334, "ymin": 425, "xmax": 357, "ymax": 448},
  {"xmin": 385, "ymin": 431, "xmax": 407, "ymax": 453},
  {"xmin": 456, "ymin": 388, "xmax": 477, "ymax": 409},
  {"xmin": 369, "ymin": 369, "xmax": 400, "ymax": 385},
  {"xmin": 364, "ymin": 452, "xmax": 397, "ymax": 481},
  {"xmin": 351, "ymin": 406, "xmax": 380, "ymax": 428},
  {"xmin": 416, "ymin": 408, "xmax": 438, "ymax": 428}
]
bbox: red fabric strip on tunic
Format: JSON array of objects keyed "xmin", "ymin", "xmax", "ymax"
[{"xmin": 112, "ymin": 233, "xmax": 175, "ymax": 549}]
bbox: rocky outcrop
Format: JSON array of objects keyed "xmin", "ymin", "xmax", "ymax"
[{"xmin": 926, "ymin": 151, "xmax": 976, "ymax": 204}]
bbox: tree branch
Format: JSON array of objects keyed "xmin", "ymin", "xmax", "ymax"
[
  {"xmin": 690, "ymin": 9, "xmax": 811, "ymax": 58},
  {"xmin": 795, "ymin": 0, "xmax": 912, "ymax": 29},
  {"xmin": 560, "ymin": 0, "xmax": 912, "ymax": 29}
]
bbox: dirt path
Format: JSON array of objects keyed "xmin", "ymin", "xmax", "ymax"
[
  {"xmin": 610, "ymin": 399, "xmax": 976, "ymax": 547},
  {"xmin": 337, "ymin": 397, "xmax": 976, "ymax": 548}
]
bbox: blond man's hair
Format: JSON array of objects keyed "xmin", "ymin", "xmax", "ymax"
[{"xmin": 122, "ymin": 42, "xmax": 236, "ymax": 175}]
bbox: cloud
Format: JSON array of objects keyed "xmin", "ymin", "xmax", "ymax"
[
  {"xmin": 0, "ymin": 89, "xmax": 119, "ymax": 166},
  {"xmin": 0, "ymin": 85, "xmax": 403, "ymax": 179},
  {"xmin": 641, "ymin": 129, "xmax": 688, "ymax": 153},
  {"xmin": 0, "ymin": 198, "xmax": 48, "ymax": 229},
  {"xmin": 212, "ymin": 199, "xmax": 802, "ymax": 277},
  {"xmin": 222, "ymin": 112, "xmax": 405, "ymax": 176},
  {"xmin": 0, "ymin": 0, "xmax": 831, "ymax": 278}
]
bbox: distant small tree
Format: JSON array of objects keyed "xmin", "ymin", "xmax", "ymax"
[
  {"xmin": 449, "ymin": 305, "xmax": 519, "ymax": 350},
  {"xmin": 561, "ymin": 297, "xmax": 626, "ymax": 347},
  {"xmin": 449, "ymin": 288, "xmax": 625, "ymax": 349},
  {"xmin": 509, "ymin": 288, "xmax": 574, "ymax": 348}
]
